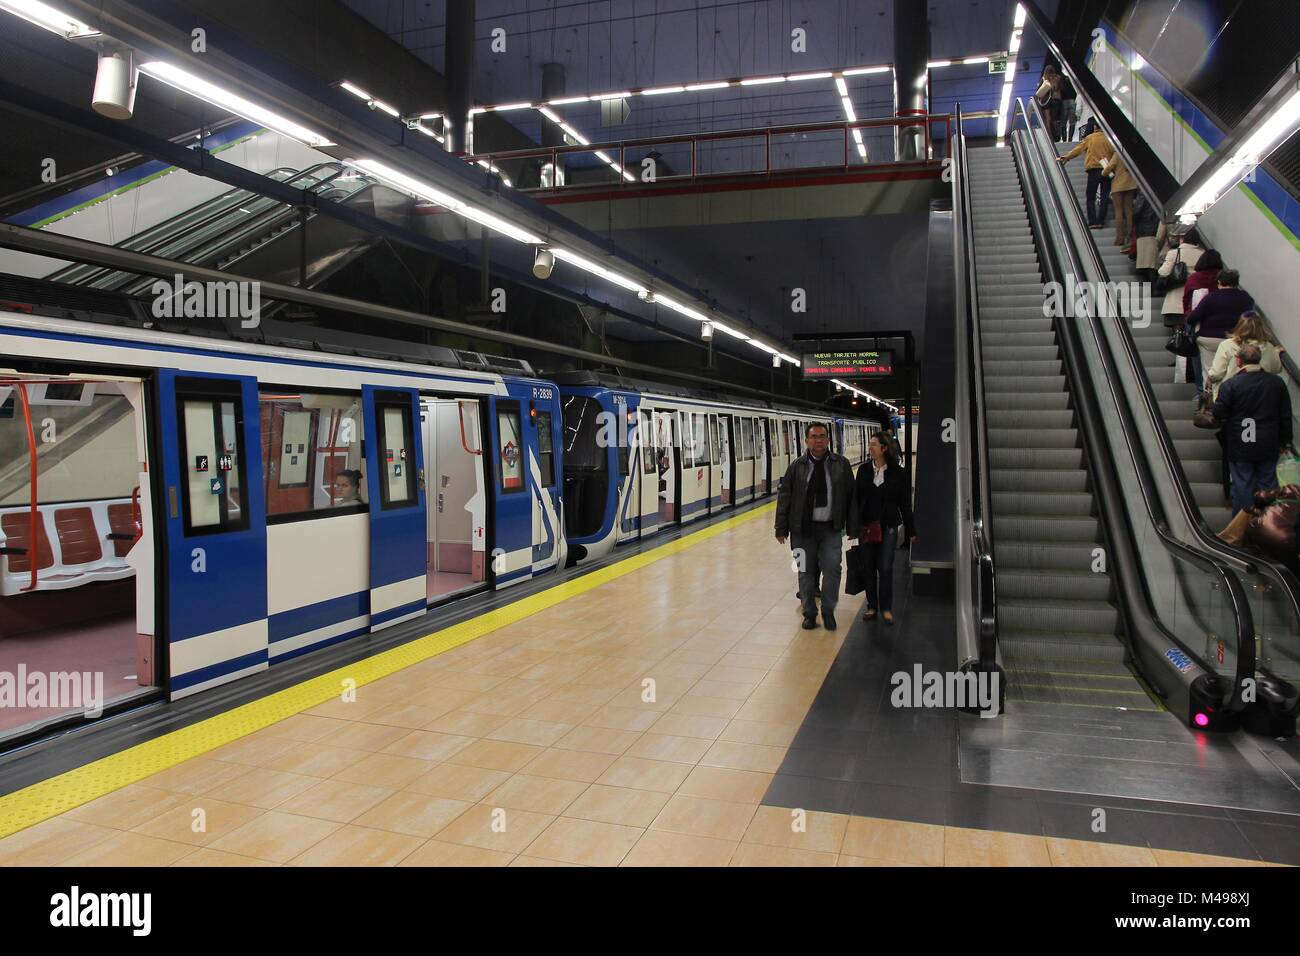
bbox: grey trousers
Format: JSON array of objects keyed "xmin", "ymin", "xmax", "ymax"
[{"xmin": 791, "ymin": 523, "xmax": 843, "ymax": 618}]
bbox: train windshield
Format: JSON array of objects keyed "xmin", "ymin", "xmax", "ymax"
[{"xmin": 561, "ymin": 395, "xmax": 609, "ymax": 538}]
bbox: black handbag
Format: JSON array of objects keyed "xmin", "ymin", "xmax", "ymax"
[
  {"xmin": 1166, "ymin": 327, "xmax": 1197, "ymax": 357},
  {"xmin": 845, "ymin": 545, "xmax": 866, "ymax": 595}
]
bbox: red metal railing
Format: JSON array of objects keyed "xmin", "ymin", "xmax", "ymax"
[{"xmin": 466, "ymin": 114, "xmax": 954, "ymax": 191}]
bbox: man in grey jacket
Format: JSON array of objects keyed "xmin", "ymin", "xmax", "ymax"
[{"xmin": 775, "ymin": 422, "xmax": 858, "ymax": 630}]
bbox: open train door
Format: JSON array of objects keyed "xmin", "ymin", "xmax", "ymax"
[
  {"xmin": 362, "ymin": 386, "xmax": 426, "ymax": 630},
  {"xmin": 157, "ymin": 370, "xmax": 268, "ymax": 698}
]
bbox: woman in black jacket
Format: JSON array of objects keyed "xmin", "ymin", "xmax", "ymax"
[{"xmin": 854, "ymin": 435, "xmax": 917, "ymax": 624}]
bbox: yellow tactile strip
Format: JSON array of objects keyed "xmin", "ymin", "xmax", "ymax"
[{"xmin": 0, "ymin": 504, "xmax": 776, "ymax": 839}]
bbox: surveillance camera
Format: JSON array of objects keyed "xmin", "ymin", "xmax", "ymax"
[
  {"xmin": 93, "ymin": 51, "xmax": 137, "ymax": 120},
  {"xmin": 533, "ymin": 247, "xmax": 555, "ymax": 279}
]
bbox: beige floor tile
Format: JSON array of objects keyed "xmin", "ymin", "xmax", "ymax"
[
  {"xmin": 132, "ymin": 798, "xmax": 264, "ymax": 846},
  {"xmin": 486, "ymin": 718, "xmax": 575, "ymax": 748},
  {"xmin": 699, "ymin": 740, "xmax": 788, "ymax": 774},
  {"xmin": 509, "ymin": 855, "xmax": 584, "ymax": 866},
  {"xmin": 275, "ymin": 779, "xmax": 395, "ymax": 824},
  {"xmin": 65, "ymin": 784, "xmax": 190, "ymax": 829},
  {"xmin": 650, "ymin": 794, "xmax": 758, "ymax": 841},
  {"xmin": 583, "ymin": 705, "xmax": 663, "ymax": 732},
  {"xmin": 621, "ymin": 829, "xmax": 737, "ymax": 867},
  {"xmin": 742, "ymin": 805, "xmax": 848, "ymax": 854},
  {"xmin": 432, "ymin": 804, "xmax": 555, "ymax": 854},
  {"xmin": 647, "ymin": 712, "xmax": 729, "ymax": 740},
  {"xmin": 562, "ymin": 785, "xmax": 672, "ymax": 828},
  {"xmin": 405, "ymin": 762, "xmax": 512, "ymax": 801},
  {"xmin": 397, "ymin": 839, "xmax": 516, "ymax": 867},
  {"xmin": 669, "ymin": 695, "xmax": 744, "ymax": 719},
  {"xmin": 1046, "ymin": 837, "xmax": 1159, "ymax": 867},
  {"xmin": 171, "ymin": 848, "xmax": 280, "ymax": 867},
  {"xmin": 261, "ymin": 744, "xmax": 371, "ymax": 778},
  {"xmin": 208, "ymin": 811, "xmax": 341, "ymax": 863},
  {"xmin": 0, "ymin": 817, "xmax": 118, "ymax": 866},
  {"xmin": 595, "ymin": 756, "xmax": 693, "ymax": 793},
  {"xmin": 259, "ymin": 713, "xmax": 343, "ymax": 743},
  {"xmin": 837, "ymin": 854, "xmax": 926, "ymax": 867},
  {"xmin": 288, "ymin": 825, "xmax": 425, "ymax": 866},
  {"xmin": 731, "ymin": 699, "xmax": 814, "ymax": 725},
  {"xmin": 61, "ymin": 830, "xmax": 195, "ymax": 867},
  {"xmin": 517, "ymin": 698, "xmax": 600, "ymax": 725},
  {"xmin": 1151, "ymin": 849, "xmax": 1267, "ymax": 867},
  {"xmin": 625, "ymin": 733, "xmax": 713, "ymax": 765},
  {"xmin": 333, "ymin": 753, "xmax": 435, "ymax": 789},
  {"xmin": 422, "ymin": 710, "xmax": 512, "ymax": 737},
  {"xmin": 203, "ymin": 767, "xmax": 317, "ymax": 810},
  {"xmin": 523, "ymin": 816, "xmax": 642, "ymax": 866},
  {"xmin": 323, "ymin": 721, "xmax": 412, "ymax": 752},
  {"xmin": 730, "ymin": 842, "xmax": 837, "ymax": 867},
  {"xmin": 205, "ymin": 735, "xmax": 300, "ymax": 767},
  {"xmin": 944, "ymin": 827, "xmax": 1052, "ymax": 866},
  {"xmin": 552, "ymin": 724, "xmax": 642, "ymax": 755},
  {"xmin": 446, "ymin": 738, "xmax": 545, "ymax": 773},
  {"xmin": 841, "ymin": 817, "xmax": 945, "ymax": 867},
  {"xmin": 431, "ymin": 671, "xmax": 508, "ymax": 693},
  {"xmin": 677, "ymin": 765, "xmax": 774, "ymax": 803},
  {"xmin": 690, "ymin": 680, "xmax": 757, "ymax": 701},
  {"xmin": 141, "ymin": 757, "xmax": 254, "ymax": 796},
  {"xmin": 719, "ymin": 720, "xmax": 801, "ymax": 748},
  {"xmin": 362, "ymin": 703, "xmax": 451, "ymax": 730},
  {"xmin": 353, "ymin": 791, "xmax": 473, "ymax": 838},
  {"xmin": 381, "ymin": 731, "xmax": 475, "ymax": 762},
  {"xmin": 482, "ymin": 773, "xmax": 589, "ymax": 815}
]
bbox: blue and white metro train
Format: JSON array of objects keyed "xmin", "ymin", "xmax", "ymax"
[{"xmin": 0, "ymin": 289, "xmax": 876, "ymax": 739}]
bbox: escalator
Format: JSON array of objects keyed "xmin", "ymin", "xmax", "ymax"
[
  {"xmin": 45, "ymin": 162, "xmax": 388, "ymax": 307},
  {"xmin": 965, "ymin": 145, "xmax": 1154, "ymax": 713}
]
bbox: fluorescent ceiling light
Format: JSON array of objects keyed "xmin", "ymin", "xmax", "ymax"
[
  {"xmin": 591, "ymin": 91, "xmax": 631, "ymax": 100},
  {"xmin": 842, "ymin": 65, "xmax": 891, "ymax": 76},
  {"xmin": 712, "ymin": 320, "xmax": 750, "ymax": 340},
  {"xmin": 1014, "ymin": 3, "xmax": 1026, "ymax": 27},
  {"xmin": 750, "ymin": 340, "xmax": 779, "ymax": 354},
  {"xmin": 559, "ymin": 123, "xmax": 589, "ymax": 145},
  {"xmin": 778, "ymin": 353, "xmax": 798, "ymax": 364},
  {"xmin": 414, "ymin": 122, "xmax": 445, "ymax": 143},
  {"xmin": 642, "ymin": 85, "xmax": 685, "ymax": 96},
  {"xmin": 685, "ymin": 81, "xmax": 731, "ymax": 91},
  {"xmin": 419, "ymin": 111, "xmax": 442, "ymax": 120},
  {"xmin": 740, "ymin": 76, "xmax": 786, "ymax": 86},
  {"xmin": 655, "ymin": 294, "xmax": 709, "ymax": 323},
  {"xmin": 963, "ymin": 56, "xmax": 990, "ymax": 65},
  {"xmin": 0, "ymin": 0, "xmax": 98, "ymax": 36},
  {"xmin": 492, "ymin": 102, "xmax": 534, "ymax": 111},
  {"xmin": 140, "ymin": 61, "xmax": 335, "ymax": 148},
  {"xmin": 340, "ymin": 80, "xmax": 372, "ymax": 100},
  {"xmin": 371, "ymin": 99, "xmax": 400, "ymax": 117},
  {"xmin": 927, "ymin": 60, "xmax": 952, "ymax": 68},
  {"xmin": 468, "ymin": 107, "xmax": 487, "ymax": 115},
  {"xmin": 840, "ymin": 97, "xmax": 858, "ymax": 122},
  {"xmin": 835, "ymin": 76, "xmax": 849, "ymax": 96},
  {"xmin": 548, "ymin": 96, "xmax": 589, "ymax": 105},
  {"xmin": 538, "ymin": 106, "xmax": 562, "ymax": 123},
  {"xmin": 1009, "ymin": 29, "xmax": 1022, "ymax": 53},
  {"xmin": 552, "ymin": 248, "xmax": 648, "ymax": 295},
  {"xmin": 351, "ymin": 158, "xmax": 541, "ymax": 243},
  {"xmin": 788, "ymin": 71, "xmax": 833, "ymax": 82}
]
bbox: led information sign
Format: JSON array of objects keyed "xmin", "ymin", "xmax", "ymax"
[{"xmin": 801, "ymin": 349, "xmax": 895, "ymax": 379}]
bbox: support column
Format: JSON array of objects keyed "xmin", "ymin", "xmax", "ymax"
[
  {"xmin": 445, "ymin": 0, "xmax": 475, "ymax": 154},
  {"xmin": 893, "ymin": 0, "xmax": 930, "ymax": 161}
]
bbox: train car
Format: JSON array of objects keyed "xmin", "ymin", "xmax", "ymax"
[
  {"xmin": 556, "ymin": 373, "xmax": 878, "ymax": 567},
  {"xmin": 0, "ymin": 285, "xmax": 563, "ymax": 745}
]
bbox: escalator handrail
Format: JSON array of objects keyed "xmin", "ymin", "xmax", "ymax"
[
  {"xmin": 1013, "ymin": 103, "xmax": 1253, "ymax": 709},
  {"xmin": 951, "ymin": 107, "xmax": 999, "ymax": 670},
  {"xmin": 1033, "ymin": 102, "xmax": 1300, "ymax": 674}
]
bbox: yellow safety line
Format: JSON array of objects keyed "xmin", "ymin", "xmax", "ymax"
[{"xmin": 0, "ymin": 503, "xmax": 776, "ymax": 838}]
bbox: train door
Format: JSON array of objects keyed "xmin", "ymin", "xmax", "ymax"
[
  {"xmin": 158, "ymin": 371, "xmax": 268, "ymax": 697},
  {"xmin": 636, "ymin": 407, "xmax": 658, "ymax": 536},
  {"xmin": 420, "ymin": 397, "xmax": 486, "ymax": 602},
  {"xmin": 0, "ymin": 372, "xmax": 159, "ymax": 737},
  {"xmin": 677, "ymin": 410, "xmax": 706, "ymax": 523},
  {"xmin": 707, "ymin": 414, "xmax": 721, "ymax": 513},
  {"xmin": 361, "ymin": 386, "xmax": 425, "ymax": 629},
  {"xmin": 528, "ymin": 391, "xmax": 563, "ymax": 574},
  {"xmin": 734, "ymin": 415, "xmax": 754, "ymax": 503},
  {"xmin": 655, "ymin": 408, "xmax": 678, "ymax": 526},
  {"xmin": 755, "ymin": 417, "xmax": 769, "ymax": 495}
]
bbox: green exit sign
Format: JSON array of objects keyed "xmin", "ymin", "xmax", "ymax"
[{"xmin": 989, "ymin": 57, "xmax": 1008, "ymax": 74}]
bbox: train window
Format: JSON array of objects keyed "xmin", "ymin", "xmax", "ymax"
[
  {"xmin": 176, "ymin": 379, "xmax": 248, "ymax": 536},
  {"xmin": 639, "ymin": 410, "xmax": 656, "ymax": 475},
  {"xmin": 260, "ymin": 390, "xmax": 365, "ymax": 521},
  {"xmin": 496, "ymin": 402, "xmax": 524, "ymax": 493},
  {"xmin": 377, "ymin": 398, "xmax": 417, "ymax": 508},
  {"xmin": 687, "ymin": 413, "xmax": 707, "ymax": 467},
  {"xmin": 740, "ymin": 418, "xmax": 753, "ymax": 460},
  {"xmin": 536, "ymin": 410, "xmax": 555, "ymax": 488},
  {"xmin": 708, "ymin": 416, "xmax": 720, "ymax": 466}
]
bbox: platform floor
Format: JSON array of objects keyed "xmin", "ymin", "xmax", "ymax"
[{"xmin": 0, "ymin": 506, "xmax": 1293, "ymax": 866}]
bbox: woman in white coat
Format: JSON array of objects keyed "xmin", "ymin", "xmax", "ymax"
[{"xmin": 1156, "ymin": 226, "xmax": 1204, "ymax": 328}]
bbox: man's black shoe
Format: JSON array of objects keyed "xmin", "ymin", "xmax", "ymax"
[
  {"xmin": 823, "ymin": 611, "xmax": 837, "ymax": 631},
  {"xmin": 802, "ymin": 616, "xmax": 818, "ymax": 630}
]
